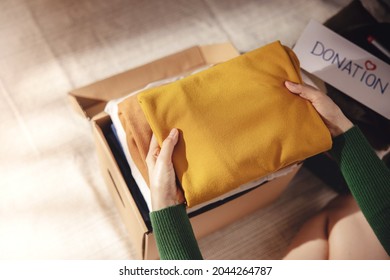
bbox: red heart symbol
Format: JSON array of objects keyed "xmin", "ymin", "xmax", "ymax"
[{"xmin": 365, "ymin": 60, "xmax": 376, "ymax": 71}]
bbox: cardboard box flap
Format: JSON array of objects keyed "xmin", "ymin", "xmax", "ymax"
[
  {"xmin": 68, "ymin": 94, "xmax": 107, "ymax": 120},
  {"xmin": 69, "ymin": 43, "xmax": 239, "ymax": 119},
  {"xmin": 199, "ymin": 43, "xmax": 239, "ymax": 64}
]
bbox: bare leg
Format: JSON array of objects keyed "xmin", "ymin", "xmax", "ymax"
[
  {"xmin": 283, "ymin": 210, "xmax": 329, "ymax": 259},
  {"xmin": 283, "ymin": 195, "xmax": 388, "ymax": 260},
  {"xmin": 326, "ymin": 195, "xmax": 388, "ymax": 259}
]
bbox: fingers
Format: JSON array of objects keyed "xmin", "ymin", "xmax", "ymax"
[
  {"xmin": 146, "ymin": 129, "xmax": 179, "ymax": 169},
  {"xmin": 284, "ymin": 81, "xmax": 322, "ymax": 103},
  {"xmin": 158, "ymin": 128, "xmax": 179, "ymax": 164},
  {"xmin": 146, "ymin": 134, "xmax": 159, "ymax": 168}
]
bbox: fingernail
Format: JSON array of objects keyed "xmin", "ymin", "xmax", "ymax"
[
  {"xmin": 285, "ymin": 80, "xmax": 297, "ymax": 87},
  {"xmin": 169, "ymin": 128, "xmax": 178, "ymax": 137}
]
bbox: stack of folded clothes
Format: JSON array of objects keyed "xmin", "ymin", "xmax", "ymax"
[{"xmin": 105, "ymin": 41, "xmax": 332, "ymax": 212}]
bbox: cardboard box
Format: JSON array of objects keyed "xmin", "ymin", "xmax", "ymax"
[{"xmin": 69, "ymin": 43, "xmax": 301, "ymax": 259}]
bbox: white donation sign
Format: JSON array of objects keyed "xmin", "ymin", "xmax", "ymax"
[{"xmin": 293, "ymin": 20, "xmax": 390, "ymax": 119}]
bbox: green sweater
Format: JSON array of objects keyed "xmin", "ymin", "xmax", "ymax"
[{"xmin": 150, "ymin": 126, "xmax": 390, "ymax": 259}]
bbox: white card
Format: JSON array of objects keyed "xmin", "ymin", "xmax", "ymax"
[{"xmin": 293, "ymin": 20, "xmax": 390, "ymax": 119}]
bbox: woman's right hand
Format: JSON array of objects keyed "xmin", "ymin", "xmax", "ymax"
[{"xmin": 285, "ymin": 81, "xmax": 353, "ymax": 137}]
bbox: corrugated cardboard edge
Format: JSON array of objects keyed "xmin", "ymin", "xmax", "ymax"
[{"xmin": 92, "ymin": 115, "xmax": 148, "ymax": 259}]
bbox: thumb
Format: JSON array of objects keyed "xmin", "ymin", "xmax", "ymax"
[
  {"xmin": 158, "ymin": 128, "xmax": 179, "ymax": 164},
  {"xmin": 285, "ymin": 81, "xmax": 321, "ymax": 103}
]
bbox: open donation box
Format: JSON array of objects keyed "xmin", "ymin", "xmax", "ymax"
[{"xmin": 69, "ymin": 43, "xmax": 301, "ymax": 259}]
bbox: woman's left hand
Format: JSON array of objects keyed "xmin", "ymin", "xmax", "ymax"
[{"xmin": 146, "ymin": 128, "xmax": 185, "ymax": 211}]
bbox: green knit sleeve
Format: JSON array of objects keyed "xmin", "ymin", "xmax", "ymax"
[
  {"xmin": 330, "ymin": 126, "xmax": 390, "ymax": 255},
  {"xmin": 150, "ymin": 204, "xmax": 203, "ymax": 260}
]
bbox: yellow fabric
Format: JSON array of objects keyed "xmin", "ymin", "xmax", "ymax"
[{"xmin": 138, "ymin": 41, "xmax": 332, "ymax": 208}]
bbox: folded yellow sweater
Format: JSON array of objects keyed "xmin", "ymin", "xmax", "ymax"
[{"xmin": 138, "ymin": 41, "xmax": 332, "ymax": 207}]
